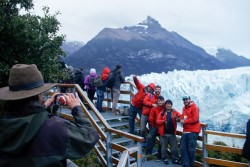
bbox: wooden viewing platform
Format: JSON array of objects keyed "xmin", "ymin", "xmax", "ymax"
[{"xmin": 47, "ymin": 83, "xmax": 248, "ymax": 167}]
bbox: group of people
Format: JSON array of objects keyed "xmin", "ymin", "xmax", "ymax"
[
  {"xmin": 1, "ymin": 64, "xmax": 249, "ymax": 167},
  {"xmin": 66, "ymin": 64, "xmax": 125, "ymax": 115},
  {"xmin": 83, "ymin": 65, "xmax": 125, "ymax": 114},
  {"xmin": 128, "ymin": 75, "xmax": 201, "ymax": 166}
]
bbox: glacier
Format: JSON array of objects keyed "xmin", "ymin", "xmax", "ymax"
[{"xmin": 125, "ymin": 66, "xmax": 250, "ymax": 135}]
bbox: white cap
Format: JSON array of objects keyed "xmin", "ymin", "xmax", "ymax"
[{"xmin": 90, "ymin": 68, "xmax": 96, "ymax": 74}]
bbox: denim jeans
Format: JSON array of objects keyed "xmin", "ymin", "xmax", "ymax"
[
  {"xmin": 128, "ymin": 104, "xmax": 142, "ymax": 134},
  {"xmin": 96, "ymin": 89, "xmax": 104, "ymax": 112},
  {"xmin": 180, "ymin": 132, "xmax": 199, "ymax": 167},
  {"xmin": 146, "ymin": 126, "xmax": 159, "ymax": 154}
]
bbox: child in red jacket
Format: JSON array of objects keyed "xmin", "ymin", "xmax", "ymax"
[{"xmin": 156, "ymin": 99, "xmax": 181, "ymax": 165}]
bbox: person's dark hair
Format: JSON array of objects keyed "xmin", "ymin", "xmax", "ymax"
[
  {"xmin": 156, "ymin": 85, "xmax": 161, "ymax": 89},
  {"xmin": 116, "ymin": 65, "xmax": 122, "ymax": 70},
  {"xmin": 157, "ymin": 95, "xmax": 164, "ymax": 101},
  {"xmin": 4, "ymin": 95, "xmax": 40, "ymax": 113},
  {"xmin": 165, "ymin": 99, "xmax": 173, "ymax": 106}
]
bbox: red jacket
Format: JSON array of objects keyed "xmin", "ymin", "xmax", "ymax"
[
  {"xmin": 142, "ymin": 93, "xmax": 158, "ymax": 115},
  {"xmin": 156, "ymin": 109, "xmax": 182, "ymax": 136},
  {"xmin": 148, "ymin": 106, "xmax": 165, "ymax": 128},
  {"xmin": 180, "ymin": 102, "xmax": 201, "ymax": 133},
  {"xmin": 131, "ymin": 76, "xmax": 147, "ymax": 108}
]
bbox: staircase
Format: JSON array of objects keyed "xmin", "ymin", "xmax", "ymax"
[{"xmin": 49, "ymin": 83, "xmax": 248, "ymax": 167}]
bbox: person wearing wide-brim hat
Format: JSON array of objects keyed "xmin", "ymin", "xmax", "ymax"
[{"xmin": 0, "ymin": 64, "xmax": 99, "ymax": 167}]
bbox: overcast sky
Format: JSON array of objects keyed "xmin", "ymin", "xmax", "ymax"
[{"xmin": 33, "ymin": 0, "xmax": 250, "ymax": 58}]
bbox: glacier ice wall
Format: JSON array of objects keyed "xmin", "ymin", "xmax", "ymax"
[{"xmin": 126, "ymin": 67, "xmax": 250, "ymax": 134}]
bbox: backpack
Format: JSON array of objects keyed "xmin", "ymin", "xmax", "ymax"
[
  {"xmin": 94, "ymin": 75, "xmax": 103, "ymax": 87},
  {"xmin": 106, "ymin": 72, "xmax": 115, "ymax": 88},
  {"xmin": 74, "ymin": 71, "xmax": 84, "ymax": 86},
  {"xmin": 88, "ymin": 76, "xmax": 96, "ymax": 89}
]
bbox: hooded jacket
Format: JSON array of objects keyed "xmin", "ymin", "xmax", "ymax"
[
  {"xmin": 97, "ymin": 67, "xmax": 110, "ymax": 92},
  {"xmin": 142, "ymin": 93, "xmax": 158, "ymax": 115},
  {"xmin": 84, "ymin": 71, "xmax": 97, "ymax": 90},
  {"xmin": 180, "ymin": 101, "xmax": 201, "ymax": 133},
  {"xmin": 0, "ymin": 103, "xmax": 99, "ymax": 167},
  {"xmin": 131, "ymin": 76, "xmax": 147, "ymax": 108}
]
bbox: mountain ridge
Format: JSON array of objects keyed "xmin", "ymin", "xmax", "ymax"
[{"xmin": 65, "ymin": 16, "xmax": 229, "ymax": 75}]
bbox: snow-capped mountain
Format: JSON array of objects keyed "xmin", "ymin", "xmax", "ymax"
[
  {"xmin": 126, "ymin": 66, "xmax": 250, "ymax": 134},
  {"xmin": 65, "ymin": 16, "xmax": 227, "ymax": 75},
  {"xmin": 61, "ymin": 41, "xmax": 85, "ymax": 56},
  {"xmin": 216, "ymin": 48, "xmax": 250, "ymax": 67}
]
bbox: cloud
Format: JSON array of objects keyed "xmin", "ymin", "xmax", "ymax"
[{"xmin": 33, "ymin": 0, "xmax": 250, "ymax": 58}]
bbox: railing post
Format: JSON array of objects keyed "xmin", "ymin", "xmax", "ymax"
[
  {"xmin": 106, "ymin": 131, "xmax": 112, "ymax": 167},
  {"xmin": 202, "ymin": 125, "xmax": 208, "ymax": 167},
  {"xmin": 137, "ymin": 142, "xmax": 142, "ymax": 167},
  {"xmin": 127, "ymin": 155, "xmax": 130, "ymax": 167},
  {"xmin": 107, "ymin": 89, "xmax": 111, "ymax": 110}
]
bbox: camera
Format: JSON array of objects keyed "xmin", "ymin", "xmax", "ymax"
[
  {"xmin": 54, "ymin": 94, "xmax": 67, "ymax": 105},
  {"xmin": 174, "ymin": 116, "xmax": 180, "ymax": 122}
]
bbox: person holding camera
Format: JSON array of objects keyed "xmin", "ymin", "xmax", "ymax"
[
  {"xmin": 156, "ymin": 99, "xmax": 181, "ymax": 165},
  {"xmin": 0, "ymin": 64, "xmax": 99, "ymax": 167}
]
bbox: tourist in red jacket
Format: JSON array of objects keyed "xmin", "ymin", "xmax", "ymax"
[
  {"xmin": 156, "ymin": 99, "xmax": 181, "ymax": 164},
  {"xmin": 128, "ymin": 75, "xmax": 155, "ymax": 134},
  {"xmin": 146, "ymin": 96, "xmax": 165, "ymax": 156},
  {"xmin": 140, "ymin": 85, "xmax": 161, "ymax": 140},
  {"xmin": 180, "ymin": 95, "xmax": 201, "ymax": 167}
]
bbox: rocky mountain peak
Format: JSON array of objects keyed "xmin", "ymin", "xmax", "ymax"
[
  {"xmin": 123, "ymin": 16, "xmax": 162, "ymax": 33},
  {"xmin": 139, "ymin": 16, "xmax": 162, "ymax": 28}
]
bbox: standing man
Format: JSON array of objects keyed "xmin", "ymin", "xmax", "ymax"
[
  {"xmin": 156, "ymin": 99, "xmax": 181, "ymax": 164},
  {"xmin": 111, "ymin": 65, "xmax": 125, "ymax": 115},
  {"xmin": 128, "ymin": 75, "xmax": 155, "ymax": 134},
  {"xmin": 146, "ymin": 95, "xmax": 165, "ymax": 157},
  {"xmin": 140, "ymin": 85, "xmax": 161, "ymax": 140},
  {"xmin": 180, "ymin": 95, "xmax": 201, "ymax": 167},
  {"xmin": 74, "ymin": 67, "xmax": 85, "ymax": 91}
]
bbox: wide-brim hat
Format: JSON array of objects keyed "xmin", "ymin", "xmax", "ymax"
[{"xmin": 0, "ymin": 64, "xmax": 57, "ymax": 100}]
